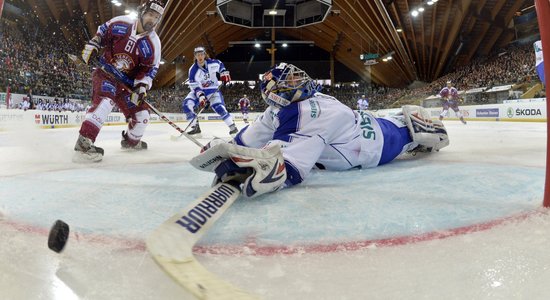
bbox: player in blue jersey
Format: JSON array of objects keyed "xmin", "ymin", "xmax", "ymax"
[
  {"xmin": 190, "ymin": 63, "xmax": 449, "ymax": 198},
  {"xmin": 182, "ymin": 46, "xmax": 237, "ymax": 136},
  {"xmin": 357, "ymin": 94, "xmax": 369, "ymax": 111}
]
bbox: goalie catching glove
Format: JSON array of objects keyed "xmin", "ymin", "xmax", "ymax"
[{"xmin": 190, "ymin": 140, "xmax": 287, "ymax": 198}]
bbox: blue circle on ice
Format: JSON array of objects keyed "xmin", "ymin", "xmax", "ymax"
[{"xmin": 0, "ymin": 159, "xmax": 543, "ymax": 247}]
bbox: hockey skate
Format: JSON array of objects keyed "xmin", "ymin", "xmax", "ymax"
[
  {"xmin": 187, "ymin": 123, "xmax": 202, "ymax": 137},
  {"xmin": 121, "ymin": 130, "xmax": 148, "ymax": 150},
  {"xmin": 73, "ymin": 135, "xmax": 104, "ymax": 163},
  {"xmin": 401, "ymin": 105, "xmax": 449, "ymax": 153},
  {"xmin": 229, "ymin": 124, "xmax": 238, "ymax": 135}
]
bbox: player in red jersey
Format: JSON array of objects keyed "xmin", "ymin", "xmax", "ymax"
[
  {"xmin": 439, "ymin": 81, "xmax": 466, "ymax": 124},
  {"xmin": 73, "ymin": 0, "xmax": 165, "ymax": 162},
  {"xmin": 238, "ymin": 94, "xmax": 251, "ymax": 123}
]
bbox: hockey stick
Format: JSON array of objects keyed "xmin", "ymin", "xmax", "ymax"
[
  {"xmin": 146, "ymin": 181, "xmax": 258, "ymax": 299},
  {"xmin": 144, "ymin": 100, "xmax": 204, "ymax": 148},
  {"xmin": 67, "ymin": 54, "xmax": 203, "ymax": 147},
  {"xmin": 170, "ymin": 83, "xmax": 224, "ymax": 141}
]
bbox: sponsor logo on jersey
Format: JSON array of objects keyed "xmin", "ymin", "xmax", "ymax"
[
  {"xmin": 101, "ymin": 81, "xmax": 117, "ymax": 95},
  {"xmin": 147, "ymin": 67, "xmax": 158, "ymax": 79},
  {"xmin": 99, "ymin": 24, "xmax": 108, "ymax": 36},
  {"xmin": 359, "ymin": 112, "xmax": 376, "ymax": 140},
  {"xmin": 112, "ymin": 24, "xmax": 129, "ymax": 35},
  {"xmin": 138, "ymin": 39, "xmax": 153, "ymax": 59},
  {"xmin": 174, "ymin": 184, "xmax": 236, "ymax": 233},
  {"xmin": 309, "ymin": 99, "xmax": 320, "ymax": 118}
]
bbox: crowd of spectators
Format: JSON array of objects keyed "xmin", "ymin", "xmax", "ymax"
[
  {"xmin": 0, "ymin": 2, "xmax": 540, "ymax": 114},
  {"xmin": 0, "ymin": 14, "xmax": 90, "ymax": 99}
]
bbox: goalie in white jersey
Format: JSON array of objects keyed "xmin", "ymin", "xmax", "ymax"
[{"xmin": 191, "ymin": 63, "xmax": 449, "ymax": 198}]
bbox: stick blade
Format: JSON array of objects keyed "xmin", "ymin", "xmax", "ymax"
[
  {"xmin": 146, "ymin": 183, "xmax": 255, "ymax": 298},
  {"xmin": 150, "ymin": 255, "xmax": 258, "ymax": 299}
]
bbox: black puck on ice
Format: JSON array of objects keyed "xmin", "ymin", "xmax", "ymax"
[{"xmin": 48, "ymin": 220, "xmax": 70, "ymax": 253}]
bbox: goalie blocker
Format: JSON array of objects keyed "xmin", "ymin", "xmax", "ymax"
[{"xmin": 190, "ymin": 140, "xmax": 287, "ymax": 198}]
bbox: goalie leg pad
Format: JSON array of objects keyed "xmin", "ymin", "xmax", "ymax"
[{"xmin": 402, "ymin": 105, "xmax": 449, "ymax": 152}]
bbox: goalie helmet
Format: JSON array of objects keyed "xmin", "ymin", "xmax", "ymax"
[
  {"xmin": 260, "ymin": 62, "xmax": 321, "ymax": 108},
  {"xmin": 138, "ymin": 0, "xmax": 166, "ymax": 31}
]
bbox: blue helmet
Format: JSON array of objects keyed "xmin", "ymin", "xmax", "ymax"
[{"xmin": 260, "ymin": 63, "xmax": 321, "ymax": 108}]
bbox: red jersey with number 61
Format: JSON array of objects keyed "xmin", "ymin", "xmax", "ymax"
[{"xmin": 95, "ymin": 15, "xmax": 161, "ymax": 89}]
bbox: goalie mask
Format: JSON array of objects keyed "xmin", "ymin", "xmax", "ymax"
[
  {"xmin": 260, "ymin": 63, "xmax": 322, "ymax": 108},
  {"xmin": 138, "ymin": 0, "xmax": 166, "ymax": 32}
]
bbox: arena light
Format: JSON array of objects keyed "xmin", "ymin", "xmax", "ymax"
[
  {"xmin": 427, "ymin": 1, "xmax": 434, "ymax": 5},
  {"xmin": 411, "ymin": 10, "xmax": 419, "ymax": 17},
  {"xmin": 396, "ymin": 28, "xmax": 403, "ymax": 32},
  {"xmin": 254, "ymin": 43, "xmax": 261, "ymax": 48},
  {"xmin": 282, "ymin": 43, "xmax": 288, "ymax": 47},
  {"xmin": 268, "ymin": 10, "xmax": 278, "ymax": 15},
  {"xmin": 115, "ymin": 2, "xmax": 122, "ymax": 7},
  {"xmin": 129, "ymin": 11, "xmax": 138, "ymax": 19},
  {"xmin": 418, "ymin": 7, "xmax": 425, "ymax": 12}
]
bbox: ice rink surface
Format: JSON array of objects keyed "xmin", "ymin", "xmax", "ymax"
[{"xmin": 1, "ymin": 119, "xmax": 549, "ymax": 300}]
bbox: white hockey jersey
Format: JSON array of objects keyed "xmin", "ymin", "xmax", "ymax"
[
  {"xmin": 234, "ymin": 93, "xmax": 388, "ymax": 186},
  {"xmin": 187, "ymin": 59, "xmax": 227, "ymax": 97}
]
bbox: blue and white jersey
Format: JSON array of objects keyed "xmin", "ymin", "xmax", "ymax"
[
  {"xmin": 357, "ymin": 98, "xmax": 369, "ymax": 110},
  {"xmin": 187, "ymin": 58, "xmax": 226, "ymax": 97},
  {"xmin": 234, "ymin": 93, "xmax": 399, "ymax": 187}
]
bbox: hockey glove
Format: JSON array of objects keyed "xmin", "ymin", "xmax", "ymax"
[
  {"xmin": 81, "ymin": 36, "xmax": 101, "ymax": 65},
  {"xmin": 197, "ymin": 91, "xmax": 210, "ymax": 109},
  {"xmin": 218, "ymin": 71, "xmax": 231, "ymax": 84},
  {"xmin": 130, "ymin": 83, "xmax": 147, "ymax": 106}
]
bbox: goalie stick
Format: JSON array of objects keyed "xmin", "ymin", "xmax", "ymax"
[{"xmin": 146, "ymin": 181, "xmax": 258, "ymax": 299}]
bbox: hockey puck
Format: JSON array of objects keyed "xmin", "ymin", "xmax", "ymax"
[{"xmin": 48, "ymin": 220, "xmax": 70, "ymax": 253}]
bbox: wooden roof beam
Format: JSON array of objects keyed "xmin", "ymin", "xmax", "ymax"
[
  {"xmin": 434, "ymin": 0, "xmax": 473, "ymax": 78},
  {"xmin": 27, "ymin": 0, "xmax": 48, "ymax": 26}
]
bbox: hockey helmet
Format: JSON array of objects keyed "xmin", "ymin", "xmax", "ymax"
[
  {"xmin": 260, "ymin": 62, "xmax": 321, "ymax": 108},
  {"xmin": 138, "ymin": 0, "xmax": 166, "ymax": 31},
  {"xmin": 194, "ymin": 46, "xmax": 206, "ymax": 55}
]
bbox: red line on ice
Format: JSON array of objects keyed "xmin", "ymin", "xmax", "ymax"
[{"xmin": 1, "ymin": 210, "xmax": 543, "ymax": 256}]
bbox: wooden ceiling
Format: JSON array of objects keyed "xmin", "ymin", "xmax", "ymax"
[{"xmin": 26, "ymin": 0, "xmax": 534, "ymax": 87}]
